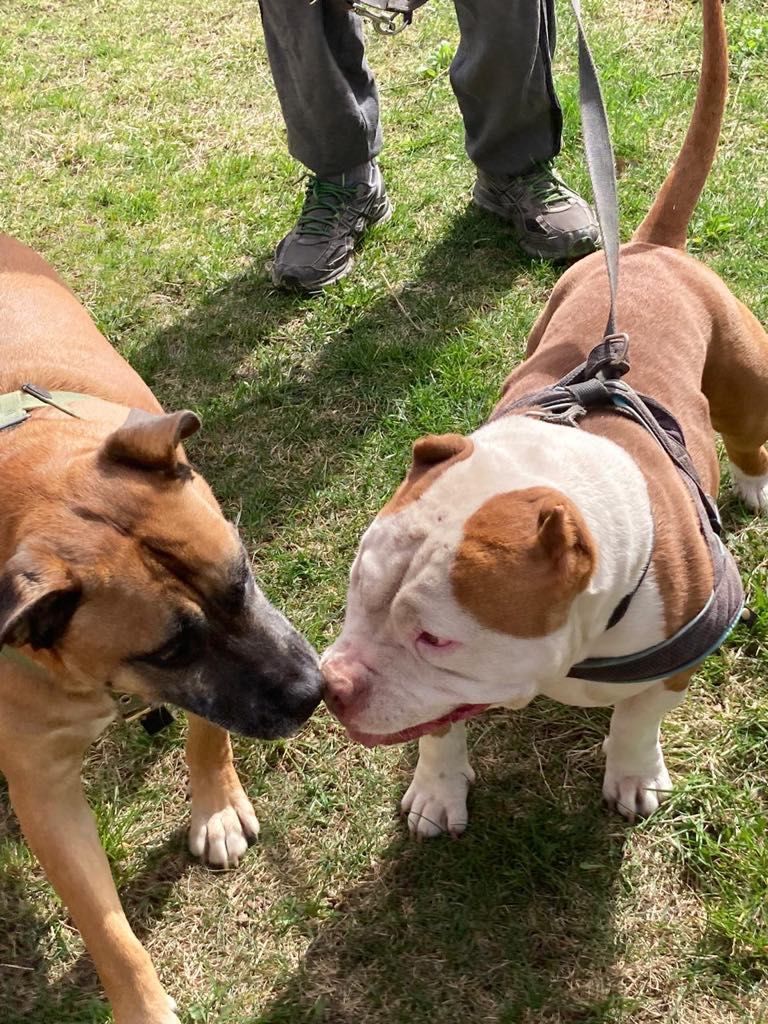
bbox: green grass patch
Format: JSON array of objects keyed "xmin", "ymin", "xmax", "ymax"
[{"xmin": 1, "ymin": 0, "xmax": 767, "ymax": 1022}]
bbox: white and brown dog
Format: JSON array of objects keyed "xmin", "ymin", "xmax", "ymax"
[{"xmin": 322, "ymin": 0, "xmax": 767, "ymax": 837}]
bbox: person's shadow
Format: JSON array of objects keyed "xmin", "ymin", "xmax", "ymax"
[{"xmin": 128, "ymin": 202, "xmax": 557, "ymax": 543}]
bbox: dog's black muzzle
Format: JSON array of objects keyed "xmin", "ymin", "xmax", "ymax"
[{"xmin": 149, "ymin": 595, "xmax": 323, "ymax": 739}]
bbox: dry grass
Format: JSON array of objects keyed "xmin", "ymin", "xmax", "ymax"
[{"xmin": 1, "ymin": 0, "xmax": 767, "ymax": 1021}]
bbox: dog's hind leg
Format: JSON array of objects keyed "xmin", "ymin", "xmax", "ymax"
[
  {"xmin": 704, "ymin": 301, "xmax": 768, "ymax": 512},
  {"xmin": 4, "ymin": 730, "xmax": 179, "ymax": 1024},
  {"xmin": 185, "ymin": 714, "xmax": 260, "ymax": 869}
]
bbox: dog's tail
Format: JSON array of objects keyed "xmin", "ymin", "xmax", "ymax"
[{"xmin": 632, "ymin": 0, "xmax": 727, "ymax": 249}]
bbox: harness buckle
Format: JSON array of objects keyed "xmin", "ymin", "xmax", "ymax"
[
  {"xmin": 349, "ymin": 1, "xmax": 411, "ymax": 35},
  {"xmin": 584, "ymin": 332, "xmax": 630, "ymax": 381},
  {"xmin": 115, "ymin": 692, "xmax": 175, "ymax": 735}
]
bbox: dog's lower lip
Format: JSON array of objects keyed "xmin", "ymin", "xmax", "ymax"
[{"xmin": 344, "ymin": 703, "xmax": 490, "ymax": 747}]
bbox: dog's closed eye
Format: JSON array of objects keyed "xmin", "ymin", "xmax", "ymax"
[{"xmin": 134, "ymin": 616, "xmax": 206, "ymax": 670}]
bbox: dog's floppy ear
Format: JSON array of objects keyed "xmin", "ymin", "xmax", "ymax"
[
  {"xmin": 0, "ymin": 549, "xmax": 82, "ymax": 650},
  {"xmin": 411, "ymin": 433, "xmax": 471, "ymax": 473},
  {"xmin": 103, "ymin": 409, "xmax": 201, "ymax": 475},
  {"xmin": 381, "ymin": 433, "xmax": 474, "ymax": 515}
]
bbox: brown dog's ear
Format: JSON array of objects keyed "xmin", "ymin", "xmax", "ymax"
[
  {"xmin": 451, "ymin": 488, "xmax": 596, "ymax": 637},
  {"xmin": 411, "ymin": 433, "xmax": 471, "ymax": 472},
  {"xmin": 103, "ymin": 409, "xmax": 201, "ymax": 475},
  {"xmin": 0, "ymin": 551, "xmax": 82, "ymax": 650}
]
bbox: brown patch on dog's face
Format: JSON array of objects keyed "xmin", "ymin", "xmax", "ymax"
[
  {"xmin": 380, "ymin": 434, "xmax": 473, "ymax": 516},
  {"xmin": 451, "ymin": 487, "xmax": 596, "ymax": 637},
  {"xmin": 0, "ymin": 444, "xmax": 322, "ymax": 738}
]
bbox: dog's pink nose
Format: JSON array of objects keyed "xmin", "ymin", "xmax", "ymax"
[{"xmin": 322, "ymin": 658, "xmax": 368, "ymax": 715}]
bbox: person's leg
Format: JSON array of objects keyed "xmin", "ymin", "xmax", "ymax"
[
  {"xmin": 451, "ymin": 0, "xmax": 561, "ymax": 176},
  {"xmin": 259, "ymin": 0, "xmax": 380, "ymax": 177},
  {"xmin": 259, "ymin": 0, "xmax": 391, "ymax": 293},
  {"xmin": 452, "ymin": 0, "xmax": 599, "ymax": 261}
]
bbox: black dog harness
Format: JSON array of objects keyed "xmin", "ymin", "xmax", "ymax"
[{"xmin": 491, "ymin": 335, "xmax": 745, "ymax": 684}]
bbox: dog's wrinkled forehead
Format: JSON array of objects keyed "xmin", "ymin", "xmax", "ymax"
[
  {"xmin": 138, "ymin": 528, "xmax": 250, "ymax": 617},
  {"xmin": 69, "ymin": 462, "xmax": 247, "ymax": 616},
  {"xmin": 352, "ymin": 516, "xmax": 428, "ymax": 615}
]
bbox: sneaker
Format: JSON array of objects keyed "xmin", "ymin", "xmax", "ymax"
[
  {"xmin": 473, "ymin": 161, "xmax": 600, "ymax": 261},
  {"xmin": 270, "ymin": 170, "xmax": 392, "ymax": 294}
]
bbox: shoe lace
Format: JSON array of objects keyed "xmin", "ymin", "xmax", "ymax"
[
  {"xmin": 523, "ymin": 162, "xmax": 570, "ymax": 206},
  {"xmin": 296, "ymin": 177, "xmax": 357, "ymax": 237}
]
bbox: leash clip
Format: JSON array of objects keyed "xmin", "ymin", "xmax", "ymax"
[
  {"xmin": 350, "ymin": 1, "xmax": 411, "ymax": 35},
  {"xmin": 115, "ymin": 692, "xmax": 175, "ymax": 735}
]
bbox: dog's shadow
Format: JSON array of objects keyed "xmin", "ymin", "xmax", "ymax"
[{"xmin": 258, "ymin": 706, "xmax": 631, "ymax": 1024}]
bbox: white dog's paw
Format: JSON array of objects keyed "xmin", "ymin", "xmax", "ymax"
[
  {"xmin": 602, "ymin": 758, "xmax": 672, "ymax": 823},
  {"xmin": 730, "ymin": 462, "xmax": 768, "ymax": 513},
  {"xmin": 401, "ymin": 763, "xmax": 475, "ymax": 839},
  {"xmin": 188, "ymin": 783, "xmax": 260, "ymax": 869}
]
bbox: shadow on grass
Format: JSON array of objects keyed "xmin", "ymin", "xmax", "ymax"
[
  {"xmin": 1, "ymin": 814, "xmax": 192, "ymax": 1024},
  {"xmin": 257, "ymin": 708, "xmax": 632, "ymax": 1024},
  {"xmin": 130, "ymin": 204, "xmax": 543, "ymax": 538}
]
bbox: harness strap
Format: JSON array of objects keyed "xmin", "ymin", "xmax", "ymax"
[
  {"xmin": 489, "ymin": 336, "xmax": 745, "ymax": 683},
  {"xmin": 0, "ymin": 385, "xmax": 87, "ymax": 431}
]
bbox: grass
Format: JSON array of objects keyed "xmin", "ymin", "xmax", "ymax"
[{"xmin": 0, "ymin": 0, "xmax": 767, "ymax": 1021}]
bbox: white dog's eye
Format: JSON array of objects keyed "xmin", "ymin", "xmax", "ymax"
[{"xmin": 416, "ymin": 631, "xmax": 455, "ymax": 650}]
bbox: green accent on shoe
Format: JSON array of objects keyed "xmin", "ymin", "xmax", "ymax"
[
  {"xmin": 473, "ymin": 161, "xmax": 601, "ymax": 262},
  {"xmin": 270, "ymin": 171, "xmax": 392, "ymax": 294}
]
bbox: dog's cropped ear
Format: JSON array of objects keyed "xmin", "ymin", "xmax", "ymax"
[
  {"xmin": 537, "ymin": 499, "xmax": 595, "ymax": 586},
  {"xmin": 0, "ymin": 550, "xmax": 82, "ymax": 650},
  {"xmin": 103, "ymin": 409, "xmax": 201, "ymax": 475},
  {"xmin": 381, "ymin": 433, "xmax": 474, "ymax": 516},
  {"xmin": 411, "ymin": 433, "xmax": 471, "ymax": 473}
]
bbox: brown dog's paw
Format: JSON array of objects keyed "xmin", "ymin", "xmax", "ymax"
[
  {"xmin": 188, "ymin": 785, "xmax": 260, "ymax": 869},
  {"xmin": 115, "ymin": 993, "xmax": 180, "ymax": 1024}
]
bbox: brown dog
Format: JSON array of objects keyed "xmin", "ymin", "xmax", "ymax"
[
  {"xmin": 0, "ymin": 236, "xmax": 322, "ymax": 1022},
  {"xmin": 323, "ymin": 0, "xmax": 768, "ymax": 836}
]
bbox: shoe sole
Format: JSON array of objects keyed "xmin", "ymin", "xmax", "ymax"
[
  {"xmin": 271, "ymin": 197, "xmax": 393, "ymax": 295},
  {"xmin": 472, "ymin": 187, "xmax": 600, "ymax": 262}
]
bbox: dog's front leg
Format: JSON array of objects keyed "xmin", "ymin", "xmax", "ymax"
[
  {"xmin": 603, "ymin": 672, "xmax": 692, "ymax": 822},
  {"xmin": 7, "ymin": 755, "xmax": 179, "ymax": 1024},
  {"xmin": 401, "ymin": 722, "xmax": 475, "ymax": 839},
  {"xmin": 185, "ymin": 714, "xmax": 260, "ymax": 868}
]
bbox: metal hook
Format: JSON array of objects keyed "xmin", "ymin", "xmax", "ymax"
[{"xmin": 350, "ymin": 2, "xmax": 410, "ymax": 36}]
